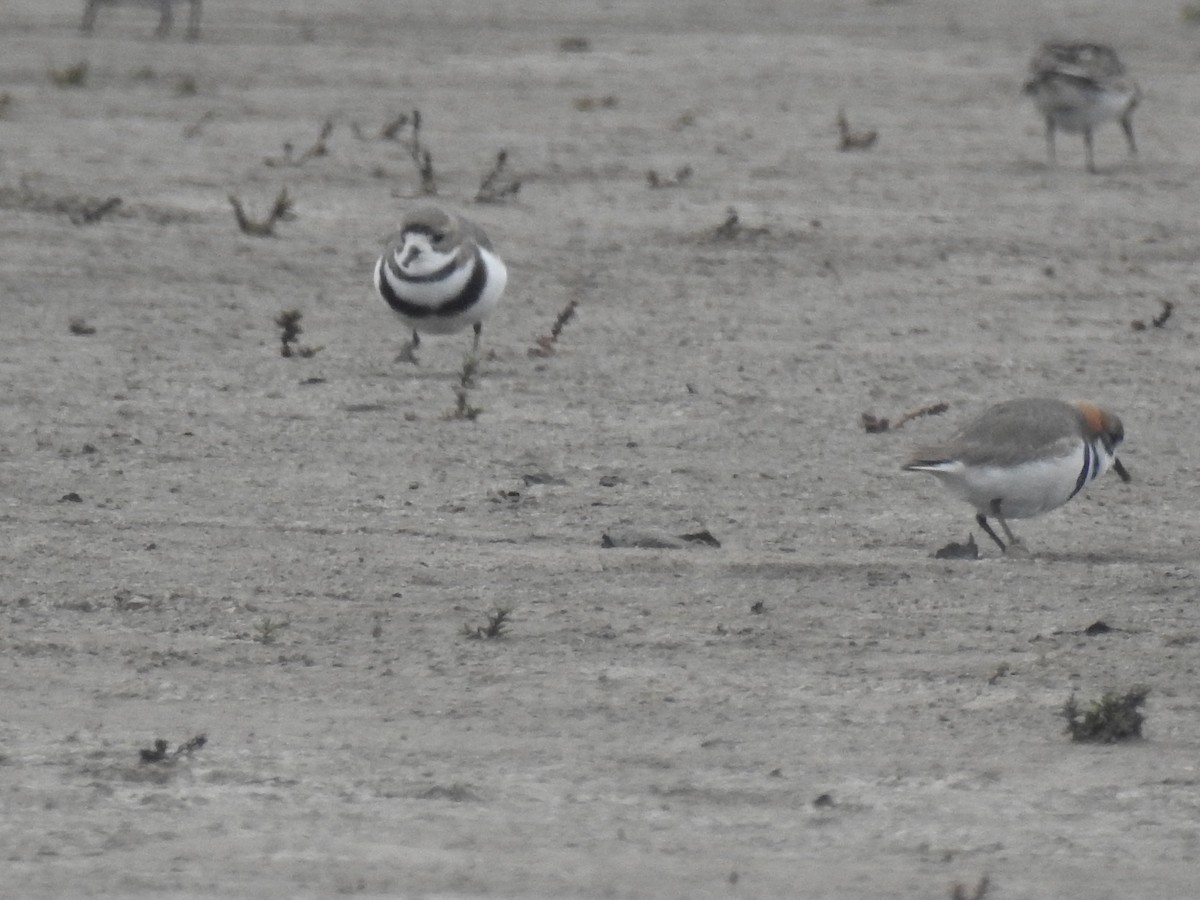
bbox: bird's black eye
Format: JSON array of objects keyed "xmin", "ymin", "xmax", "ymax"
[{"xmin": 432, "ymin": 231, "xmax": 447, "ymax": 243}]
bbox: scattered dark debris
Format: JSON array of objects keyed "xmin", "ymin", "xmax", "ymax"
[
  {"xmin": 1131, "ymin": 299, "xmax": 1174, "ymax": 331},
  {"xmin": 0, "ymin": 92, "xmax": 12, "ymax": 118},
  {"xmin": 70, "ymin": 196, "xmax": 122, "ymax": 225},
  {"xmin": 711, "ymin": 206, "xmax": 770, "ymax": 241},
  {"xmin": 229, "ymin": 187, "xmax": 295, "ymax": 237},
  {"xmin": 523, "ymin": 472, "xmax": 569, "ymax": 487},
  {"xmin": 68, "ymin": 317, "xmax": 97, "ymax": 336},
  {"xmin": 176, "ymin": 734, "xmax": 207, "ymax": 756},
  {"xmin": 342, "ymin": 402, "xmax": 389, "ymax": 414},
  {"xmin": 276, "ymin": 309, "xmax": 301, "ymax": 355},
  {"xmin": 1084, "ymin": 620, "xmax": 1112, "ymax": 636},
  {"xmin": 50, "ymin": 62, "xmax": 88, "ymax": 88},
  {"xmin": 861, "ymin": 413, "xmax": 888, "ymax": 433},
  {"xmin": 862, "ymin": 401, "xmax": 949, "ymax": 433},
  {"xmin": 274, "ymin": 309, "xmax": 322, "ymax": 358},
  {"xmin": 474, "ymin": 149, "xmax": 521, "ymax": 203},
  {"xmin": 139, "ymin": 738, "xmax": 169, "ymax": 763},
  {"xmin": 1062, "ymin": 687, "xmax": 1148, "ymax": 743},
  {"xmin": 812, "ymin": 792, "xmax": 835, "ymax": 808},
  {"xmin": 265, "ymin": 119, "xmax": 333, "ymax": 167},
  {"xmin": 749, "ymin": 600, "xmax": 767, "ymax": 615},
  {"xmin": 528, "ymin": 299, "xmax": 579, "ymax": 357},
  {"xmin": 574, "ymin": 94, "xmax": 618, "ymax": 111},
  {"xmin": 601, "ymin": 528, "xmax": 722, "ymax": 550},
  {"xmin": 139, "ymin": 734, "xmax": 207, "ymax": 764},
  {"xmin": 987, "ymin": 664, "xmax": 1010, "ymax": 685},
  {"xmin": 462, "ymin": 607, "xmax": 511, "ymax": 639},
  {"xmin": 836, "ymin": 107, "xmax": 878, "ymax": 151},
  {"xmin": 418, "ymin": 783, "xmax": 480, "ymax": 801},
  {"xmin": 646, "ymin": 165, "xmax": 692, "ymax": 189},
  {"xmin": 60, "ymin": 492, "xmax": 83, "ymax": 503},
  {"xmin": 935, "ymin": 533, "xmax": 978, "ymax": 560},
  {"xmin": 950, "ymin": 875, "xmax": 990, "ymax": 900},
  {"xmin": 680, "ymin": 529, "xmax": 721, "ymax": 548},
  {"xmin": 558, "ymin": 36, "xmax": 591, "ymax": 52}
]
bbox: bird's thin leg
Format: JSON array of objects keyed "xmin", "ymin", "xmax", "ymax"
[
  {"xmin": 996, "ymin": 516, "xmax": 1021, "ymax": 548},
  {"xmin": 394, "ymin": 329, "xmax": 420, "ymax": 364},
  {"xmin": 986, "ymin": 499, "xmax": 1027, "ymax": 556},
  {"xmin": 975, "ymin": 513, "xmax": 1007, "ymax": 553},
  {"xmin": 1083, "ymin": 128, "xmax": 1096, "ymax": 173},
  {"xmin": 472, "ymin": 321, "xmax": 482, "ymax": 353},
  {"xmin": 1121, "ymin": 114, "xmax": 1137, "ymax": 156}
]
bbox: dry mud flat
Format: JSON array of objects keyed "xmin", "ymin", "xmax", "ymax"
[{"xmin": 3, "ymin": 1, "xmax": 1200, "ymax": 898}]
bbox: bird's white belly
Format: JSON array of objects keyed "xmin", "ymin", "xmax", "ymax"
[
  {"xmin": 936, "ymin": 445, "xmax": 1092, "ymax": 519},
  {"xmin": 1035, "ymin": 82, "xmax": 1134, "ymax": 132}
]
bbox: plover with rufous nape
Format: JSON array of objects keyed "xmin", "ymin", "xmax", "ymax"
[
  {"xmin": 902, "ymin": 398, "xmax": 1130, "ymax": 554},
  {"xmin": 372, "ymin": 207, "xmax": 507, "ymax": 363},
  {"xmin": 1023, "ymin": 41, "xmax": 1139, "ymax": 174}
]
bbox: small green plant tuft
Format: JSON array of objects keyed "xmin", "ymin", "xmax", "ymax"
[
  {"xmin": 274, "ymin": 309, "xmax": 322, "ymax": 358},
  {"xmin": 395, "ymin": 109, "xmax": 436, "ymax": 194},
  {"xmin": 447, "ymin": 354, "xmax": 482, "ymax": 420},
  {"xmin": 837, "ymin": 107, "xmax": 878, "ymax": 151},
  {"xmin": 475, "ymin": 150, "xmax": 521, "ymax": 203},
  {"xmin": 70, "ymin": 196, "xmax": 122, "ymax": 226},
  {"xmin": 1061, "ymin": 687, "xmax": 1148, "ymax": 743},
  {"xmin": 265, "ymin": 119, "xmax": 333, "ymax": 167},
  {"xmin": 229, "ymin": 187, "xmax": 295, "ymax": 236},
  {"xmin": 1183, "ymin": 3, "xmax": 1200, "ymax": 23},
  {"xmin": 528, "ymin": 299, "xmax": 578, "ymax": 356},
  {"xmin": 50, "ymin": 62, "xmax": 89, "ymax": 88},
  {"xmin": 254, "ymin": 616, "xmax": 288, "ymax": 644},
  {"xmin": 462, "ymin": 607, "xmax": 512, "ymax": 639}
]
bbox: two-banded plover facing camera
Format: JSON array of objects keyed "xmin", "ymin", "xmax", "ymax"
[
  {"xmin": 1023, "ymin": 41, "xmax": 1139, "ymax": 173},
  {"xmin": 372, "ymin": 207, "xmax": 507, "ymax": 363},
  {"xmin": 903, "ymin": 399, "xmax": 1130, "ymax": 555}
]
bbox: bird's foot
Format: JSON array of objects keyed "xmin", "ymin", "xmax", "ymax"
[
  {"xmin": 1003, "ymin": 538, "xmax": 1031, "ymax": 559},
  {"xmin": 394, "ymin": 342, "xmax": 420, "ymax": 365}
]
